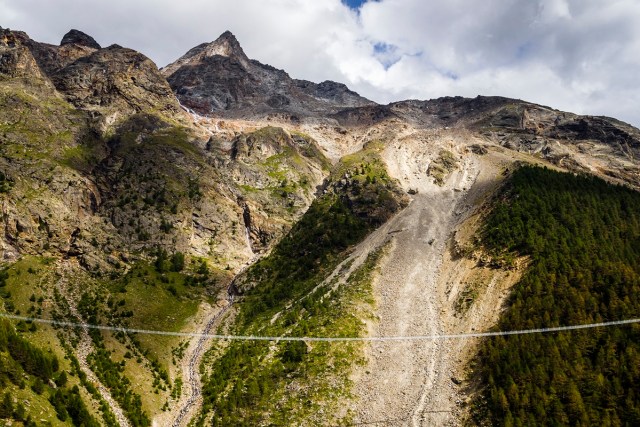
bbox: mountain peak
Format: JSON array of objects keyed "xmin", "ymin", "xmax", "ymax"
[
  {"xmin": 60, "ymin": 29, "xmax": 101, "ymax": 49},
  {"xmin": 162, "ymin": 30, "xmax": 373, "ymax": 117},
  {"xmin": 203, "ymin": 30, "xmax": 247, "ymax": 61},
  {"xmin": 218, "ymin": 30, "xmax": 237, "ymax": 41}
]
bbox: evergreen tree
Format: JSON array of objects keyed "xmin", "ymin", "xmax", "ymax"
[{"xmin": 0, "ymin": 392, "xmax": 13, "ymax": 419}]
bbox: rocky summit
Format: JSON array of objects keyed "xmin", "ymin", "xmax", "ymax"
[
  {"xmin": 1, "ymin": 26, "xmax": 640, "ymax": 427},
  {"xmin": 162, "ymin": 30, "xmax": 374, "ymax": 119},
  {"xmin": 60, "ymin": 29, "xmax": 102, "ymax": 49}
]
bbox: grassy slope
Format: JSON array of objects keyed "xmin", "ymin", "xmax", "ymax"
[
  {"xmin": 0, "ymin": 258, "xmax": 102, "ymax": 426},
  {"xmin": 0, "ymin": 253, "xmax": 227, "ymax": 425},
  {"xmin": 76, "ymin": 259, "xmax": 230, "ymax": 423}
]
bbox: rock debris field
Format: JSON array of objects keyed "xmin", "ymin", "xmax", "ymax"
[{"xmin": 352, "ymin": 145, "xmax": 480, "ymax": 426}]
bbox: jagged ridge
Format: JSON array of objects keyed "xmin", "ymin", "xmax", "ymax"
[{"xmin": 162, "ymin": 31, "xmax": 374, "ymax": 118}]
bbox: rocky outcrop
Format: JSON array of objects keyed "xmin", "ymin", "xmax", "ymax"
[
  {"xmin": 208, "ymin": 126, "xmax": 330, "ymax": 252},
  {"xmin": 331, "ymin": 104, "xmax": 397, "ymax": 127},
  {"xmin": 0, "ymin": 27, "xmax": 99, "ymax": 80},
  {"xmin": 163, "ymin": 31, "xmax": 374, "ymax": 118},
  {"xmin": 2, "ymin": 27, "xmax": 186, "ymax": 133},
  {"xmin": 0, "ymin": 28, "xmax": 49, "ymax": 80},
  {"xmin": 60, "ymin": 29, "xmax": 101, "ymax": 50},
  {"xmin": 353, "ymin": 95, "xmax": 640, "ymax": 186},
  {"xmin": 51, "ymin": 45, "xmax": 185, "ymax": 131}
]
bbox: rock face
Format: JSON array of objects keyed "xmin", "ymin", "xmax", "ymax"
[
  {"xmin": 367, "ymin": 95, "xmax": 640, "ymax": 186},
  {"xmin": 206, "ymin": 126, "xmax": 330, "ymax": 253},
  {"xmin": 0, "ymin": 28, "xmax": 49, "ymax": 80},
  {"xmin": 1, "ymin": 27, "xmax": 98, "ymax": 78},
  {"xmin": 162, "ymin": 31, "xmax": 374, "ymax": 118},
  {"xmin": 51, "ymin": 44, "xmax": 184, "ymax": 131},
  {"xmin": 1, "ymin": 27, "xmax": 183, "ymax": 134},
  {"xmin": 60, "ymin": 29, "xmax": 101, "ymax": 49}
]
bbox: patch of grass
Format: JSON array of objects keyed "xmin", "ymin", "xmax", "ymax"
[
  {"xmin": 1, "ymin": 257, "xmax": 53, "ymax": 317},
  {"xmin": 0, "ymin": 83, "xmax": 81, "ymax": 161},
  {"xmin": 1, "ymin": 382, "xmax": 68, "ymax": 426},
  {"xmin": 335, "ymin": 139, "xmax": 390, "ymax": 183},
  {"xmin": 60, "ymin": 133, "xmax": 105, "ymax": 172},
  {"xmin": 238, "ymin": 184, "xmax": 260, "ymax": 193},
  {"xmin": 290, "ymin": 130, "xmax": 332, "ymax": 171},
  {"xmin": 263, "ymin": 147, "xmax": 297, "ymax": 180},
  {"xmin": 105, "ymin": 263, "xmax": 204, "ymax": 362},
  {"xmin": 152, "ymin": 127, "xmax": 203, "ymax": 160},
  {"xmin": 454, "ymin": 282, "xmax": 479, "ymax": 314},
  {"xmin": 427, "ymin": 149, "xmax": 458, "ymax": 185}
]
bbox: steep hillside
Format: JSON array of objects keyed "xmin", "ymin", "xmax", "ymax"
[
  {"xmin": 387, "ymin": 96, "xmax": 640, "ymax": 188},
  {"xmin": 194, "ymin": 141, "xmax": 407, "ymax": 426},
  {"xmin": 472, "ymin": 167, "xmax": 640, "ymax": 426},
  {"xmin": 0, "ymin": 28, "xmax": 334, "ymax": 426},
  {"xmin": 1, "ymin": 27, "xmax": 333, "ymax": 269}
]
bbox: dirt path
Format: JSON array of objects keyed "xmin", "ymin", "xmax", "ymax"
[
  {"xmin": 352, "ymin": 153, "xmax": 479, "ymax": 426},
  {"xmin": 168, "ymin": 296, "xmax": 233, "ymax": 427},
  {"xmin": 56, "ymin": 261, "xmax": 132, "ymax": 427}
]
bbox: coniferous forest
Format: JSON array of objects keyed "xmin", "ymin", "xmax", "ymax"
[{"xmin": 475, "ymin": 166, "xmax": 640, "ymax": 426}]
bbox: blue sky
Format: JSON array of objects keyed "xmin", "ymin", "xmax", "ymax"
[
  {"xmin": 342, "ymin": 0, "xmax": 370, "ymax": 10},
  {"xmin": 2, "ymin": 0, "xmax": 640, "ymax": 127}
]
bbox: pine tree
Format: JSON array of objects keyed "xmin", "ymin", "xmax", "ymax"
[{"xmin": 0, "ymin": 392, "xmax": 13, "ymax": 418}]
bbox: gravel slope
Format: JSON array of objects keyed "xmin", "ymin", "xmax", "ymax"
[{"xmin": 351, "ymin": 153, "xmax": 478, "ymax": 426}]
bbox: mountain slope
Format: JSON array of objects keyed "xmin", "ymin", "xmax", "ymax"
[
  {"xmin": 0, "ymin": 27, "xmax": 334, "ymax": 426},
  {"xmin": 196, "ymin": 141, "xmax": 407, "ymax": 426},
  {"xmin": 474, "ymin": 166, "xmax": 640, "ymax": 426}
]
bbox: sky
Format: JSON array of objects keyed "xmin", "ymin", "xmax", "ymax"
[{"xmin": 2, "ymin": 0, "xmax": 640, "ymax": 127}]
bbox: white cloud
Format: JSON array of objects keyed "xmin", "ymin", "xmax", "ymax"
[
  {"xmin": 1, "ymin": 0, "xmax": 640, "ymax": 126},
  {"xmin": 538, "ymin": 0, "xmax": 571, "ymax": 21}
]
